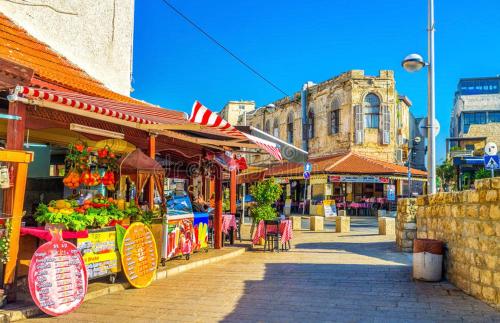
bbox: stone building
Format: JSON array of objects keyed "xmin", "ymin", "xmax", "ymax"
[
  {"xmin": 219, "ymin": 100, "xmax": 255, "ymax": 126},
  {"xmin": 0, "ymin": 0, "xmax": 135, "ymax": 95},
  {"xmin": 231, "ymin": 70, "xmax": 414, "ymax": 166}
]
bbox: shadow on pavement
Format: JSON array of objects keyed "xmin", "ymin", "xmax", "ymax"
[{"xmin": 221, "ymin": 263, "xmax": 499, "ymax": 323}]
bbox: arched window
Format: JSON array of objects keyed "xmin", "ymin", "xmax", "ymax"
[
  {"xmin": 307, "ymin": 108, "xmax": 315, "ymax": 139},
  {"xmin": 264, "ymin": 120, "xmax": 271, "ymax": 134},
  {"xmin": 273, "ymin": 119, "xmax": 279, "ymax": 138},
  {"xmin": 330, "ymin": 98, "xmax": 341, "ymax": 134},
  {"xmin": 287, "ymin": 112, "xmax": 294, "ymax": 144},
  {"xmin": 363, "ymin": 93, "xmax": 380, "ymax": 128}
]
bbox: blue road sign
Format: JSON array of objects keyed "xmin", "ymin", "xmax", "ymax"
[
  {"xmin": 484, "ymin": 155, "xmax": 499, "ymax": 170},
  {"xmin": 303, "ymin": 171, "xmax": 310, "ymax": 180},
  {"xmin": 304, "ymin": 162, "xmax": 312, "ymax": 173}
]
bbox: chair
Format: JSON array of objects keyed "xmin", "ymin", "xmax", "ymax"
[{"xmin": 264, "ymin": 219, "xmax": 281, "ymax": 252}]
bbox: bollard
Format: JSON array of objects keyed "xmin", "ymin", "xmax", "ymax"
[
  {"xmin": 335, "ymin": 216, "xmax": 350, "ymax": 233},
  {"xmin": 378, "ymin": 217, "xmax": 395, "ymax": 235},
  {"xmin": 290, "ymin": 216, "xmax": 302, "ymax": 230},
  {"xmin": 309, "ymin": 216, "xmax": 324, "ymax": 231}
]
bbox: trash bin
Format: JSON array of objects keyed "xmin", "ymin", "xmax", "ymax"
[{"xmin": 413, "ymin": 239, "xmax": 444, "ymax": 281}]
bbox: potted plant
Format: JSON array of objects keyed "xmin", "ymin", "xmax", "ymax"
[{"xmin": 250, "ymin": 178, "xmax": 283, "ymax": 245}]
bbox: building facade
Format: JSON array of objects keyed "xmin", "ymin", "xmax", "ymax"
[
  {"xmin": 230, "ymin": 70, "xmax": 414, "ymax": 166},
  {"xmin": 449, "ymin": 76, "xmax": 500, "ymax": 141},
  {"xmin": 219, "ymin": 100, "xmax": 255, "ymax": 126},
  {"xmin": 0, "ymin": 0, "xmax": 135, "ymax": 95}
]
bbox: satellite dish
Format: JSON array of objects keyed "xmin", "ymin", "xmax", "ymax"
[{"xmin": 418, "ymin": 117, "xmax": 440, "ymax": 138}]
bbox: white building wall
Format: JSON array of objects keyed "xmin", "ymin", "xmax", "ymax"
[{"xmin": 0, "ymin": 0, "xmax": 134, "ymax": 95}]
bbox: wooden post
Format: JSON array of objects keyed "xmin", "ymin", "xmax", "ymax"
[
  {"xmin": 148, "ymin": 134, "xmax": 156, "ymax": 210},
  {"xmin": 214, "ymin": 167, "xmax": 223, "ymax": 249},
  {"xmin": 230, "ymin": 169, "xmax": 236, "ymax": 214}
]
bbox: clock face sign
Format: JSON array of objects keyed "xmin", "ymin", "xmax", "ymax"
[
  {"xmin": 485, "ymin": 142, "xmax": 497, "ymax": 156},
  {"xmin": 120, "ymin": 222, "xmax": 158, "ymax": 288},
  {"xmin": 28, "ymin": 229, "xmax": 88, "ymax": 316}
]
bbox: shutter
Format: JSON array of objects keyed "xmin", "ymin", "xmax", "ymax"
[
  {"xmin": 328, "ymin": 111, "xmax": 332, "ymax": 135},
  {"xmin": 354, "ymin": 105, "xmax": 364, "ymax": 144},
  {"xmin": 382, "ymin": 104, "xmax": 390, "ymax": 144}
]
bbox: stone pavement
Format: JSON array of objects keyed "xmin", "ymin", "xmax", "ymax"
[{"xmin": 24, "ymin": 217, "xmax": 500, "ymax": 323}]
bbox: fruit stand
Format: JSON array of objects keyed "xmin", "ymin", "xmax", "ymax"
[{"xmin": 20, "ymin": 144, "xmax": 158, "ymax": 283}]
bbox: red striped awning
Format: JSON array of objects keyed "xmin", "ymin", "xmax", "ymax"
[
  {"xmin": 188, "ymin": 101, "xmax": 283, "ymax": 160},
  {"xmin": 13, "ymin": 86, "xmax": 187, "ymax": 125}
]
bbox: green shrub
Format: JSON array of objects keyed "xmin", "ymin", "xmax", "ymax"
[{"xmin": 250, "ymin": 178, "xmax": 282, "ymax": 221}]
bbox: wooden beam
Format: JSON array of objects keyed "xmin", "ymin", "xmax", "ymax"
[
  {"xmin": 148, "ymin": 135, "xmax": 156, "ymax": 210},
  {"xmin": 214, "ymin": 167, "xmax": 223, "ymax": 249},
  {"xmin": 230, "ymin": 169, "xmax": 236, "ymax": 215}
]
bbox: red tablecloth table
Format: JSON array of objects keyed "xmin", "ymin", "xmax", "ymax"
[
  {"xmin": 20, "ymin": 227, "xmax": 88, "ymax": 241},
  {"xmin": 222, "ymin": 213, "xmax": 237, "ymax": 235},
  {"xmin": 252, "ymin": 219, "xmax": 292, "ymax": 246}
]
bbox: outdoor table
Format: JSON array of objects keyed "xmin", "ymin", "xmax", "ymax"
[
  {"xmin": 252, "ymin": 219, "xmax": 292, "ymax": 251},
  {"xmin": 20, "ymin": 226, "xmax": 88, "ymax": 241},
  {"xmin": 222, "ymin": 213, "xmax": 237, "ymax": 245}
]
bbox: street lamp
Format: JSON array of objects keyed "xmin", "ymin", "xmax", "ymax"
[{"xmin": 401, "ymin": 0, "xmax": 436, "ymax": 194}]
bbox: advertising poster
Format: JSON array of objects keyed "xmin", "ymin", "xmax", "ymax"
[
  {"xmin": 77, "ymin": 229, "xmax": 119, "ymax": 280},
  {"xmin": 120, "ymin": 223, "xmax": 158, "ymax": 288},
  {"xmin": 387, "ymin": 184, "xmax": 396, "ymax": 201},
  {"xmin": 28, "ymin": 228, "xmax": 87, "ymax": 316}
]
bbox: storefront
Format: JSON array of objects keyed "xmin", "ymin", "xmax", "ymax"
[{"xmin": 246, "ymin": 152, "xmax": 427, "ymax": 216}]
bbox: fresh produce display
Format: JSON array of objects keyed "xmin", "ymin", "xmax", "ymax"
[
  {"xmin": 63, "ymin": 171, "xmax": 81, "ymax": 189},
  {"xmin": 34, "ymin": 197, "xmax": 130, "ymax": 232}
]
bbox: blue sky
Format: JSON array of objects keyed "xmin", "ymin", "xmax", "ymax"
[{"xmin": 132, "ymin": 0, "xmax": 500, "ymax": 163}]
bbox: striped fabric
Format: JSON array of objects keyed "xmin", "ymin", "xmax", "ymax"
[{"xmin": 189, "ymin": 101, "xmax": 282, "ymax": 160}]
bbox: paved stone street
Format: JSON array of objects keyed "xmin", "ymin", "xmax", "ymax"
[{"xmin": 25, "ymin": 217, "xmax": 499, "ymax": 323}]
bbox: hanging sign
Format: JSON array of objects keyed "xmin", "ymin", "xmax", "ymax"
[
  {"xmin": 28, "ymin": 227, "xmax": 87, "ymax": 316},
  {"xmin": 323, "ymin": 200, "xmax": 337, "ymax": 217},
  {"xmin": 120, "ymin": 222, "xmax": 158, "ymax": 288}
]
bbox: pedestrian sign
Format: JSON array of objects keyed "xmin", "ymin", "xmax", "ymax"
[
  {"xmin": 484, "ymin": 155, "xmax": 499, "ymax": 170},
  {"xmin": 304, "ymin": 162, "xmax": 312, "ymax": 173}
]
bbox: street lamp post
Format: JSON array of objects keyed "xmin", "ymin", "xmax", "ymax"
[{"xmin": 401, "ymin": 0, "xmax": 436, "ymax": 194}]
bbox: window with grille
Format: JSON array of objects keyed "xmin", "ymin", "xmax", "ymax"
[
  {"xmin": 363, "ymin": 93, "xmax": 380, "ymax": 128},
  {"xmin": 330, "ymin": 98, "xmax": 341, "ymax": 134},
  {"xmin": 273, "ymin": 119, "xmax": 279, "ymax": 138},
  {"xmin": 287, "ymin": 112, "xmax": 294, "ymax": 144}
]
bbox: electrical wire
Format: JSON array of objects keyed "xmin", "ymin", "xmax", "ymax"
[{"xmin": 159, "ymin": 0, "xmax": 290, "ymax": 98}]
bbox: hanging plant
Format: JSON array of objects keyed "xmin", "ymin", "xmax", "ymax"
[{"xmin": 0, "ymin": 220, "xmax": 12, "ymax": 265}]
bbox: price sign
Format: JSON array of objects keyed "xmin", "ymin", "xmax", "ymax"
[
  {"xmin": 323, "ymin": 200, "xmax": 337, "ymax": 217},
  {"xmin": 28, "ymin": 228, "xmax": 87, "ymax": 316},
  {"xmin": 120, "ymin": 223, "xmax": 158, "ymax": 288}
]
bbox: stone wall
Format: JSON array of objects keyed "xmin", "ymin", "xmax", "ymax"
[
  {"xmin": 396, "ymin": 198, "xmax": 417, "ymax": 252},
  {"xmin": 415, "ymin": 178, "xmax": 500, "ymax": 309}
]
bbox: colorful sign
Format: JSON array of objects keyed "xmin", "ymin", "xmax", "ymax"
[
  {"xmin": 77, "ymin": 229, "xmax": 119, "ymax": 280},
  {"xmin": 165, "ymin": 218, "xmax": 195, "ymax": 259},
  {"xmin": 329, "ymin": 175, "xmax": 389, "ymax": 183},
  {"xmin": 387, "ymin": 184, "xmax": 396, "ymax": 201},
  {"xmin": 323, "ymin": 200, "xmax": 337, "ymax": 217},
  {"xmin": 28, "ymin": 228, "xmax": 87, "ymax": 316},
  {"xmin": 120, "ymin": 223, "xmax": 158, "ymax": 288}
]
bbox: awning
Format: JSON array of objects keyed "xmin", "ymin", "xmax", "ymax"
[
  {"xmin": 238, "ymin": 126, "xmax": 308, "ymax": 163},
  {"xmin": 188, "ymin": 101, "xmax": 283, "ymax": 160},
  {"xmin": 10, "ymin": 86, "xmax": 187, "ymax": 126}
]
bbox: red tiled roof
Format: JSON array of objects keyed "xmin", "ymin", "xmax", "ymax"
[
  {"xmin": 0, "ymin": 13, "xmax": 149, "ymax": 106},
  {"xmin": 265, "ymin": 152, "xmax": 427, "ymax": 177}
]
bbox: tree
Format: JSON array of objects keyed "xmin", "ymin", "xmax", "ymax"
[
  {"xmin": 249, "ymin": 178, "xmax": 283, "ymax": 221},
  {"xmin": 436, "ymin": 160, "xmax": 455, "ymax": 191}
]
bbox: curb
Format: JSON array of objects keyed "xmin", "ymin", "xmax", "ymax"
[{"xmin": 0, "ymin": 247, "xmax": 247, "ymax": 322}]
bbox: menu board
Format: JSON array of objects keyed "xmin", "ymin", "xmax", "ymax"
[
  {"xmin": 323, "ymin": 200, "xmax": 337, "ymax": 217},
  {"xmin": 28, "ymin": 229, "xmax": 87, "ymax": 316},
  {"xmin": 120, "ymin": 223, "xmax": 158, "ymax": 288},
  {"xmin": 77, "ymin": 229, "xmax": 120, "ymax": 280}
]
